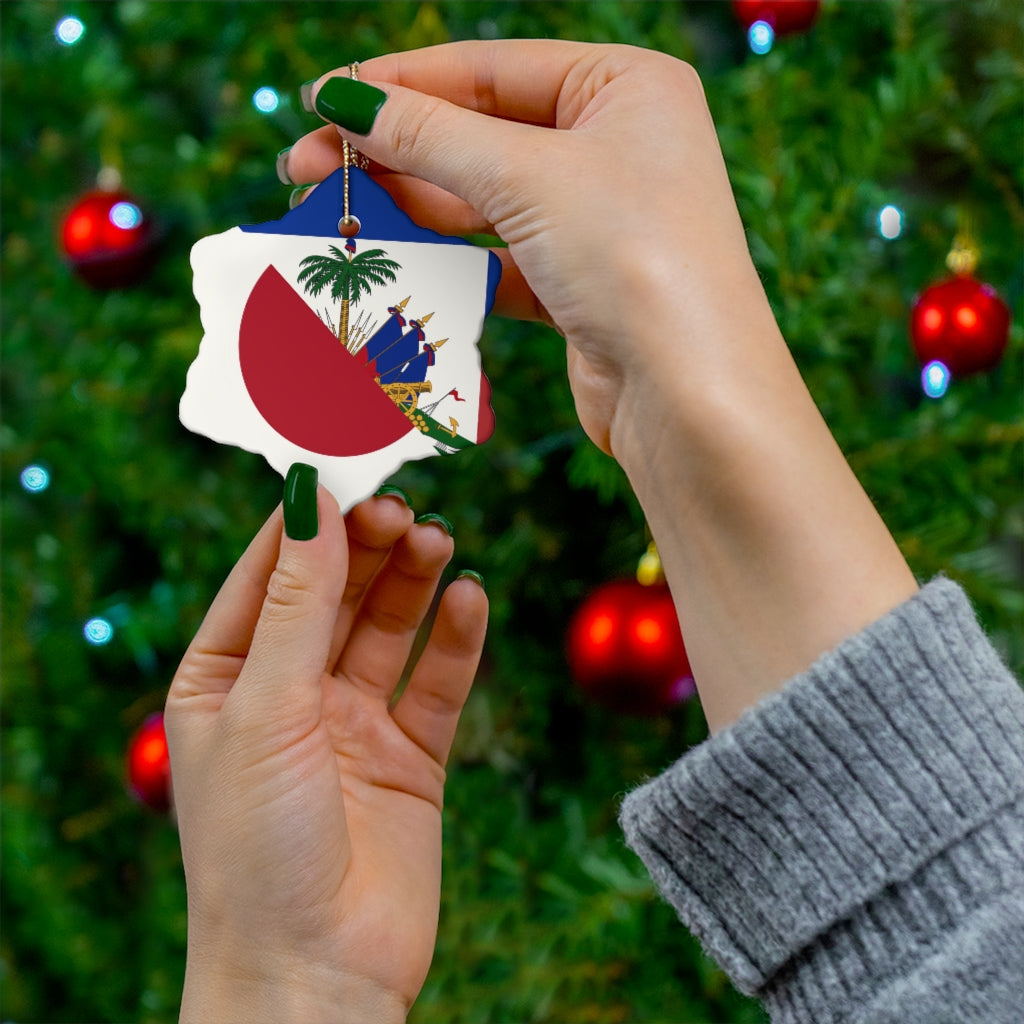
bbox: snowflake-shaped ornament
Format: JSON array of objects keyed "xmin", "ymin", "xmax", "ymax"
[{"xmin": 181, "ymin": 166, "xmax": 500, "ymax": 511}]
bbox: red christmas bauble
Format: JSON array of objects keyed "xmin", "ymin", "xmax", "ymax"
[
  {"xmin": 126, "ymin": 712, "xmax": 172, "ymax": 813},
  {"xmin": 61, "ymin": 189, "xmax": 155, "ymax": 288},
  {"xmin": 732, "ymin": 0, "xmax": 820, "ymax": 35},
  {"xmin": 567, "ymin": 579, "xmax": 695, "ymax": 715},
  {"xmin": 910, "ymin": 275, "xmax": 1010, "ymax": 378}
]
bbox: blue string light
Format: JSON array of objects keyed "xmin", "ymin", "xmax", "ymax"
[
  {"xmin": 20, "ymin": 465, "xmax": 51, "ymax": 492},
  {"xmin": 748, "ymin": 20, "xmax": 775, "ymax": 55},
  {"xmin": 109, "ymin": 201, "xmax": 143, "ymax": 230},
  {"xmin": 922, "ymin": 360, "xmax": 951, "ymax": 399},
  {"xmin": 83, "ymin": 617, "xmax": 115, "ymax": 645}
]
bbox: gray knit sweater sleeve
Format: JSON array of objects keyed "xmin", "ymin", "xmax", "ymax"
[{"xmin": 619, "ymin": 578, "xmax": 1024, "ymax": 1023}]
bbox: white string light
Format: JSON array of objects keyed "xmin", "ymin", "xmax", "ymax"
[
  {"xmin": 878, "ymin": 204, "xmax": 903, "ymax": 240},
  {"xmin": 55, "ymin": 16, "xmax": 85, "ymax": 46},
  {"xmin": 253, "ymin": 87, "xmax": 280, "ymax": 113}
]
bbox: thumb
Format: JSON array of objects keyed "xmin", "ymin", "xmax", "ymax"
[{"xmin": 233, "ymin": 463, "xmax": 347, "ymax": 721}]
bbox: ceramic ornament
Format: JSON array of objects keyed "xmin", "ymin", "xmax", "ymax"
[{"xmin": 181, "ymin": 165, "xmax": 501, "ymax": 511}]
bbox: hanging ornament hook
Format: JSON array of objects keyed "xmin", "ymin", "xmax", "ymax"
[
  {"xmin": 636, "ymin": 540, "xmax": 665, "ymax": 586},
  {"xmin": 338, "ymin": 62, "xmax": 369, "ymax": 238},
  {"xmin": 946, "ymin": 210, "xmax": 979, "ymax": 277}
]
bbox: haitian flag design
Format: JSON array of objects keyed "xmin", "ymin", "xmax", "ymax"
[{"xmin": 181, "ymin": 166, "xmax": 500, "ymax": 511}]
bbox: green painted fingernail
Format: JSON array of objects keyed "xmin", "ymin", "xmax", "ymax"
[
  {"xmin": 283, "ymin": 463, "xmax": 318, "ymax": 540},
  {"xmin": 314, "ymin": 76, "xmax": 387, "ymax": 136},
  {"xmin": 374, "ymin": 484, "xmax": 411, "ymax": 506},
  {"xmin": 457, "ymin": 569, "xmax": 485, "ymax": 590},
  {"xmin": 415, "ymin": 512, "xmax": 453, "ymax": 536},
  {"xmin": 276, "ymin": 147, "xmax": 293, "ymax": 186},
  {"xmin": 289, "ymin": 183, "xmax": 317, "ymax": 210},
  {"xmin": 299, "ymin": 79, "xmax": 317, "ymax": 113}
]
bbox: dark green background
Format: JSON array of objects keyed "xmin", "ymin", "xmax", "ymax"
[{"xmin": 3, "ymin": 2, "xmax": 1021, "ymax": 1021}]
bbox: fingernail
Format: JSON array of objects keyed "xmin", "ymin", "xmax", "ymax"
[
  {"xmin": 374, "ymin": 484, "xmax": 411, "ymax": 506},
  {"xmin": 289, "ymin": 183, "xmax": 318, "ymax": 209},
  {"xmin": 314, "ymin": 76, "xmax": 387, "ymax": 136},
  {"xmin": 456, "ymin": 569, "xmax": 485, "ymax": 590},
  {"xmin": 283, "ymin": 463, "xmax": 319, "ymax": 540},
  {"xmin": 276, "ymin": 147, "xmax": 293, "ymax": 186},
  {"xmin": 299, "ymin": 79, "xmax": 317, "ymax": 113},
  {"xmin": 415, "ymin": 512, "xmax": 453, "ymax": 536}
]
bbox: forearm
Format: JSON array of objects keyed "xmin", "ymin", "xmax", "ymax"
[{"xmin": 609, "ymin": 273, "xmax": 917, "ymax": 732}]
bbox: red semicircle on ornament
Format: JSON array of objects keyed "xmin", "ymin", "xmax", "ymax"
[{"xmin": 239, "ymin": 266, "xmax": 415, "ymax": 456}]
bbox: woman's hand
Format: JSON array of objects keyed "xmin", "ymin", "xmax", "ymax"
[
  {"xmin": 285, "ymin": 41, "xmax": 917, "ymax": 731},
  {"xmin": 285, "ymin": 40, "xmax": 769, "ymax": 458},
  {"xmin": 165, "ymin": 479, "xmax": 487, "ymax": 1023}
]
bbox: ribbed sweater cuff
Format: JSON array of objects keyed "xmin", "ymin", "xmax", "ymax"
[{"xmin": 618, "ymin": 579, "xmax": 1024, "ymax": 1007}]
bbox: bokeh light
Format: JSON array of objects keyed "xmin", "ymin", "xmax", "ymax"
[
  {"xmin": 633, "ymin": 616, "xmax": 664, "ymax": 647},
  {"xmin": 253, "ymin": 86, "xmax": 280, "ymax": 113},
  {"xmin": 749, "ymin": 20, "xmax": 774, "ymax": 55},
  {"xmin": 20, "ymin": 465, "xmax": 51, "ymax": 493},
  {"xmin": 587, "ymin": 613, "xmax": 615, "ymax": 646},
  {"xmin": 83, "ymin": 617, "xmax": 114, "ymax": 645},
  {"xmin": 954, "ymin": 304, "xmax": 978, "ymax": 331},
  {"xmin": 55, "ymin": 16, "xmax": 85, "ymax": 46},
  {"xmin": 878, "ymin": 204, "xmax": 903, "ymax": 239},
  {"xmin": 109, "ymin": 201, "xmax": 143, "ymax": 230},
  {"xmin": 670, "ymin": 674, "xmax": 697, "ymax": 703},
  {"xmin": 922, "ymin": 360, "xmax": 951, "ymax": 399}
]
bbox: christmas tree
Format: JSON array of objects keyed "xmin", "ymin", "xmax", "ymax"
[{"xmin": 2, "ymin": 2, "xmax": 1020, "ymax": 1021}]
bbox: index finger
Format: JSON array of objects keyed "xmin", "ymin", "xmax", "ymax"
[{"xmin": 354, "ymin": 39, "xmax": 593, "ymax": 127}]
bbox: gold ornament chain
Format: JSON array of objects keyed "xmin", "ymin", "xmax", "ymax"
[{"xmin": 340, "ymin": 61, "xmax": 369, "ymax": 235}]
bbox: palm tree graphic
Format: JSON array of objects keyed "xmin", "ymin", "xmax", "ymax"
[{"xmin": 297, "ymin": 244, "xmax": 401, "ymax": 351}]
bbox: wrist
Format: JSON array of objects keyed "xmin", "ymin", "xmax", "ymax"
[
  {"xmin": 180, "ymin": 952, "xmax": 407, "ymax": 1024},
  {"xmin": 605, "ymin": 294, "xmax": 916, "ymax": 731},
  {"xmin": 604, "ymin": 234, "xmax": 785, "ymax": 470},
  {"xmin": 607, "ymin": 292, "xmax": 790, "ymax": 492}
]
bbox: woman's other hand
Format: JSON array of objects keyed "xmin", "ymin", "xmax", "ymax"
[{"xmin": 165, "ymin": 477, "xmax": 487, "ymax": 1022}]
